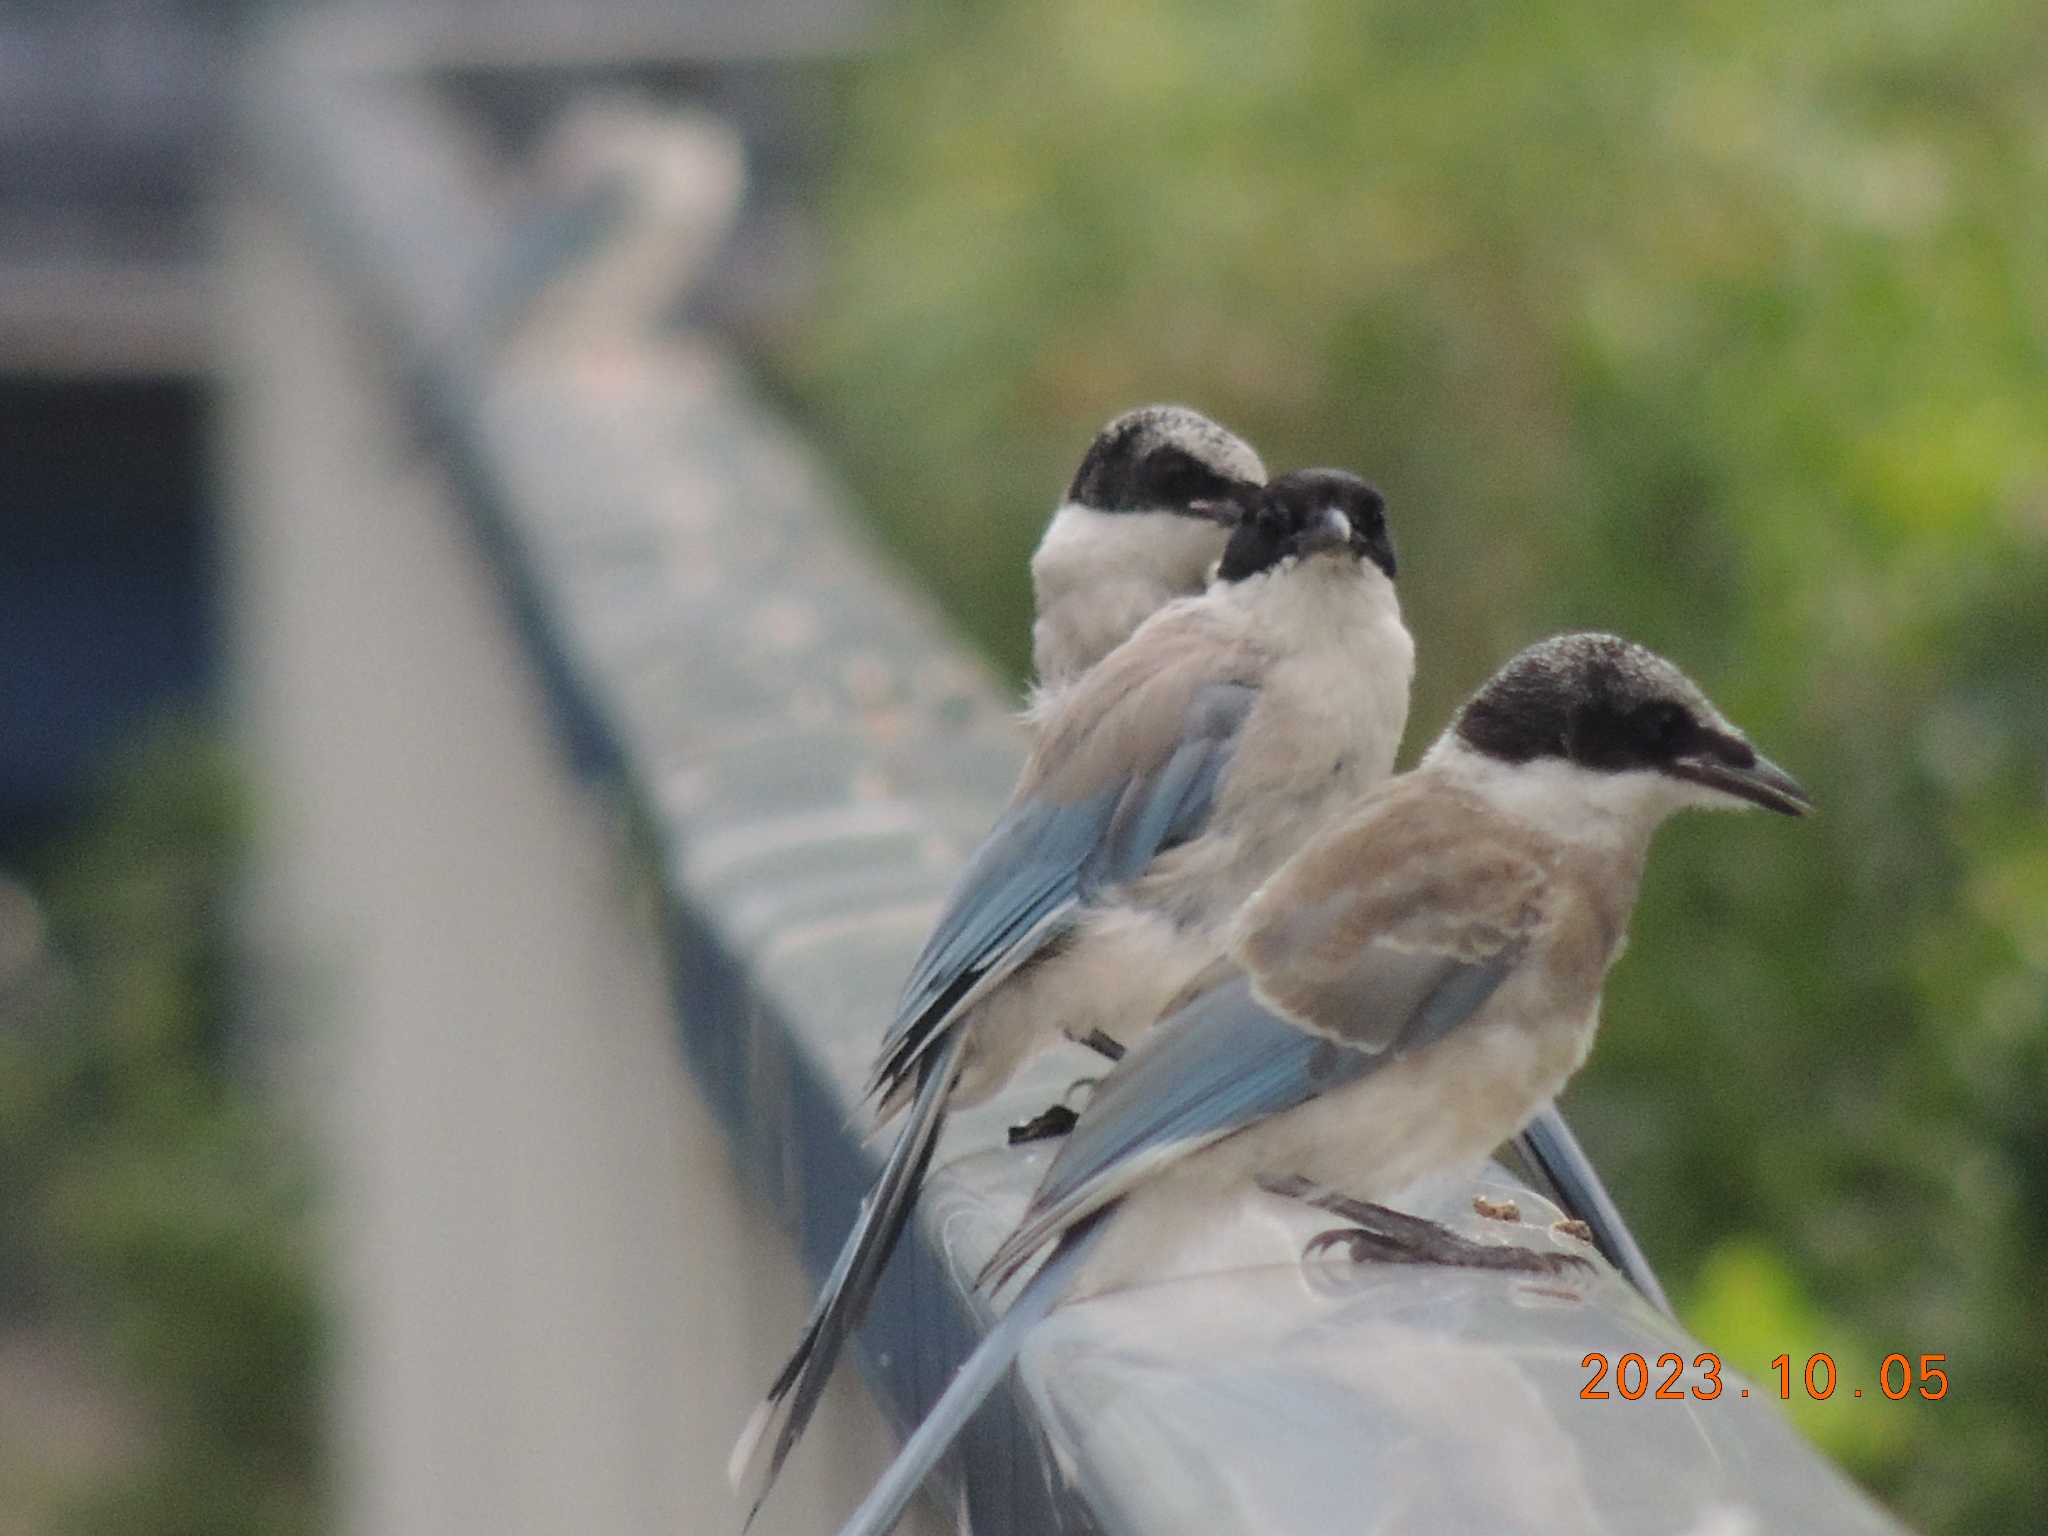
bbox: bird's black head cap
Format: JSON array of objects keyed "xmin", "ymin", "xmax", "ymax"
[
  {"xmin": 1215, "ymin": 468, "xmax": 1396, "ymax": 584},
  {"xmin": 1065, "ymin": 404, "xmax": 1266, "ymax": 522},
  {"xmin": 1455, "ymin": 633, "xmax": 1811, "ymax": 814}
]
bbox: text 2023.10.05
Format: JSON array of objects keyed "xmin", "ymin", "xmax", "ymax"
[{"xmin": 1580, "ymin": 1352, "xmax": 1949, "ymax": 1402}]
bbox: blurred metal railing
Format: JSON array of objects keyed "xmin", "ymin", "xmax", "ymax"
[{"xmin": 240, "ymin": 15, "xmax": 1912, "ymax": 1535}]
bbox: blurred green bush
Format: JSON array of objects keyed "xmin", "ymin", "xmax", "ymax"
[
  {"xmin": 780, "ymin": 2, "xmax": 2048, "ymax": 1529},
  {"xmin": 0, "ymin": 724, "xmax": 324, "ymax": 1536}
]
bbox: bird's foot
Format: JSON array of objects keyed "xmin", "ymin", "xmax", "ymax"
[
  {"xmin": 1006, "ymin": 1071, "xmax": 1106, "ymax": 1145},
  {"xmin": 1260, "ymin": 1177, "xmax": 1592, "ymax": 1277},
  {"xmin": 1075, "ymin": 1028, "xmax": 1126, "ymax": 1063},
  {"xmin": 1007, "ymin": 1104, "xmax": 1079, "ymax": 1144},
  {"xmin": 1302, "ymin": 1225, "xmax": 1421, "ymax": 1265},
  {"xmin": 1303, "ymin": 1221, "xmax": 1593, "ymax": 1277}
]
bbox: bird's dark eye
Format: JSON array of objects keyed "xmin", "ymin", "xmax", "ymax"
[{"xmin": 1642, "ymin": 703, "xmax": 1692, "ymax": 752}]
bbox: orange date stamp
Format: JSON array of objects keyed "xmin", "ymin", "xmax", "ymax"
[{"xmin": 1579, "ymin": 1351, "xmax": 1949, "ymax": 1402}]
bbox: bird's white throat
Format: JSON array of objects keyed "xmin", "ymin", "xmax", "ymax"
[
  {"xmin": 1032, "ymin": 502, "xmax": 1228, "ymax": 599},
  {"xmin": 1423, "ymin": 735, "xmax": 1739, "ymax": 850},
  {"xmin": 1229, "ymin": 552, "xmax": 1405, "ymax": 651}
]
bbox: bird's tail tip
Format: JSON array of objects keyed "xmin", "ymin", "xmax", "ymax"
[{"xmin": 728, "ymin": 1396, "xmax": 775, "ymax": 1495}]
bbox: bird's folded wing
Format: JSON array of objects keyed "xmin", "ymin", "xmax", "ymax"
[
  {"xmin": 870, "ymin": 634, "xmax": 1260, "ymax": 1098},
  {"xmin": 1232, "ymin": 788, "xmax": 1549, "ymax": 1052},
  {"xmin": 980, "ymin": 809, "xmax": 1547, "ymax": 1289}
]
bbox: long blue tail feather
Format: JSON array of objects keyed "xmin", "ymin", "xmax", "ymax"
[
  {"xmin": 832, "ymin": 1212, "xmax": 1110, "ymax": 1536},
  {"xmin": 732, "ymin": 1030, "xmax": 968, "ymax": 1523}
]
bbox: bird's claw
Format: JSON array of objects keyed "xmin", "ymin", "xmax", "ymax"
[
  {"xmin": 1075, "ymin": 1028, "xmax": 1126, "ymax": 1063},
  {"xmin": 1459, "ymin": 1245, "xmax": 1596, "ymax": 1278},
  {"xmin": 1304, "ymin": 1225, "xmax": 1412, "ymax": 1264},
  {"xmin": 1303, "ymin": 1221, "xmax": 1597, "ymax": 1276},
  {"xmin": 1007, "ymin": 1104, "xmax": 1079, "ymax": 1144}
]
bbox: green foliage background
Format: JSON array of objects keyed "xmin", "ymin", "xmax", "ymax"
[
  {"xmin": 778, "ymin": 2, "xmax": 2048, "ymax": 1529},
  {"xmin": 0, "ymin": 726, "xmax": 324, "ymax": 1535}
]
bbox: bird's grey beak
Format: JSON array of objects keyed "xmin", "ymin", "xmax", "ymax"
[
  {"xmin": 1671, "ymin": 744, "xmax": 1813, "ymax": 816},
  {"xmin": 1303, "ymin": 507, "xmax": 1352, "ymax": 553}
]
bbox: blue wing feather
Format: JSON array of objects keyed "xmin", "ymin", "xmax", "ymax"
[
  {"xmin": 1079, "ymin": 682, "xmax": 1255, "ymax": 897},
  {"xmin": 1405, "ymin": 949, "xmax": 1520, "ymax": 1052},
  {"xmin": 982, "ymin": 946, "xmax": 1523, "ymax": 1292},
  {"xmin": 872, "ymin": 684, "xmax": 1255, "ymax": 1098},
  {"xmin": 870, "ymin": 788, "xmax": 1119, "ymax": 1095},
  {"xmin": 979, "ymin": 979, "xmax": 1371, "ymax": 1290},
  {"xmin": 1041, "ymin": 977, "xmax": 1354, "ymax": 1208}
]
